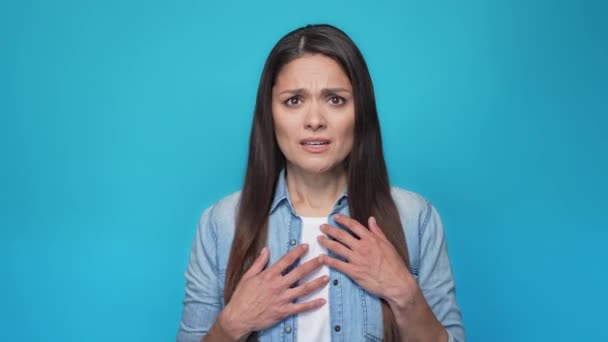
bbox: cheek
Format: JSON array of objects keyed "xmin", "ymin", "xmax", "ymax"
[
  {"xmin": 273, "ymin": 123, "xmax": 288, "ymax": 149},
  {"xmin": 272, "ymin": 105, "xmax": 285, "ymax": 137},
  {"xmin": 342, "ymin": 131, "xmax": 355, "ymax": 154},
  {"xmin": 337, "ymin": 115, "xmax": 356, "ymax": 152},
  {"xmin": 272, "ymin": 111, "xmax": 296, "ymax": 153}
]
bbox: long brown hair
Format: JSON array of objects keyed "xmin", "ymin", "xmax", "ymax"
[{"xmin": 224, "ymin": 24, "xmax": 409, "ymax": 341}]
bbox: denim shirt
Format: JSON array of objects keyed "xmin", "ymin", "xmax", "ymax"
[{"xmin": 177, "ymin": 170, "xmax": 465, "ymax": 342}]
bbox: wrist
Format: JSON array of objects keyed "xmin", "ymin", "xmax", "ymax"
[
  {"xmin": 384, "ymin": 270, "xmax": 419, "ymax": 313},
  {"xmin": 216, "ymin": 308, "xmax": 250, "ymax": 342}
]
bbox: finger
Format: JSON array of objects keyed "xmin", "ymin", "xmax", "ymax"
[
  {"xmin": 267, "ymin": 243, "xmax": 309, "ymax": 275},
  {"xmin": 368, "ymin": 216, "xmax": 389, "ymax": 243},
  {"xmin": 282, "ymin": 255, "xmax": 324, "ymax": 286},
  {"xmin": 334, "ymin": 214, "xmax": 371, "ymax": 239},
  {"xmin": 286, "ymin": 274, "xmax": 330, "ymax": 300},
  {"xmin": 321, "ymin": 254, "xmax": 354, "ymax": 276},
  {"xmin": 317, "ymin": 235, "xmax": 353, "ymax": 260},
  {"xmin": 320, "ymin": 224, "xmax": 359, "ymax": 248},
  {"xmin": 243, "ymin": 246, "xmax": 269, "ymax": 279},
  {"xmin": 286, "ymin": 298, "xmax": 327, "ymax": 315}
]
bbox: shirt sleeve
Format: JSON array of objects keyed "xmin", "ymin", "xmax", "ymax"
[
  {"xmin": 418, "ymin": 201, "xmax": 466, "ymax": 342},
  {"xmin": 176, "ymin": 205, "xmax": 222, "ymax": 342}
]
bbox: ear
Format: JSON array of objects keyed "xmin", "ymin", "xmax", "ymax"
[{"xmin": 368, "ymin": 216, "xmax": 389, "ymax": 242}]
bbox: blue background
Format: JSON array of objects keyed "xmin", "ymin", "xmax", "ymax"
[{"xmin": 2, "ymin": 0, "xmax": 606, "ymax": 341}]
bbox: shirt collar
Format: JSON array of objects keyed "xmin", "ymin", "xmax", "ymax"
[{"xmin": 269, "ymin": 168, "xmax": 349, "ymax": 214}]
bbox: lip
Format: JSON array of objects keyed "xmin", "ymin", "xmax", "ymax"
[
  {"xmin": 300, "ymin": 137, "xmax": 331, "ymax": 144},
  {"xmin": 300, "ymin": 137, "xmax": 331, "ymax": 154}
]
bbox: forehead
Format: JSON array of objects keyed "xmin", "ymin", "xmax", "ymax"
[{"xmin": 274, "ymin": 54, "xmax": 352, "ymax": 90}]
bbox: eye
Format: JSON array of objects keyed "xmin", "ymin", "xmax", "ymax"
[
  {"xmin": 328, "ymin": 95, "xmax": 346, "ymax": 106},
  {"xmin": 284, "ymin": 96, "xmax": 302, "ymax": 107}
]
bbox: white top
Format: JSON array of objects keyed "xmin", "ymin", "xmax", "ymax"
[{"xmin": 296, "ymin": 216, "xmax": 331, "ymax": 342}]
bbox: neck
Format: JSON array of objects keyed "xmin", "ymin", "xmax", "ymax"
[{"xmin": 285, "ymin": 164, "xmax": 347, "ymax": 217}]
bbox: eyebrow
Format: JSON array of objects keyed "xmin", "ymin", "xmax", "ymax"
[{"xmin": 278, "ymin": 87, "xmax": 352, "ymax": 96}]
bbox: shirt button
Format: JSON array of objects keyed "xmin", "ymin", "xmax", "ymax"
[
  {"xmin": 289, "ymin": 239, "xmax": 296, "ymax": 246},
  {"xmin": 284, "ymin": 325, "xmax": 292, "ymax": 333},
  {"xmin": 334, "ymin": 325, "xmax": 341, "ymax": 332},
  {"xmin": 333, "ymin": 279, "xmax": 339, "ymax": 286}
]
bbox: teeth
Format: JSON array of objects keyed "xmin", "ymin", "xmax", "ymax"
[{"xmin": 303, "ymin": 142, "xmax": 328, "ymax": 145}]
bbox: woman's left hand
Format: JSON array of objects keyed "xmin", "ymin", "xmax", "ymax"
[{"xmin": 318, "ymin": 214, "xmax": 416, "ymax": 306}]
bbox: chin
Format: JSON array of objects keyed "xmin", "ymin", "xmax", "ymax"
[{"xmin": 291, "ymin": 159, "xmax": 342, "ymax": 175}]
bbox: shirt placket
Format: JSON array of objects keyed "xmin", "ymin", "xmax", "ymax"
[
  {"xmin": 281, "ymin": 206, "xmax": 300, "ymax": 342},
  {"xmin": 328, "ymin": 199, "xmax": 348, "ymax": 342}
]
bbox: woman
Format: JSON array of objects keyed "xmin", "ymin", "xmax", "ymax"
[{"xmin": 177, "ymin": 24, "xmax": 464, "ymax": 342}]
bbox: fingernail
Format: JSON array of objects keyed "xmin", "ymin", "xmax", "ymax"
[
  {"xmin": 302, "ymin": 243, "xmax": 309, "ymax": 250},
  {"xmin": 370, "ymin": 216, "xmax": 377, "ymax": 227},
  {"xmin": 260, "ymin": 247, "xmax": 267, "ymax": 256},
  {"xmin": 334, "ymin": 214, "xmax": 340, "ymax": 220},
  {"xmin": 322, "ymin": 275, "xmax": 329, "ymax": 282}
]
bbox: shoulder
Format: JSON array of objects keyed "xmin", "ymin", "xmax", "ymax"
[
  {"xmin": 389, "ymin": 186, "xmax": 444, "ymax": 274},
  {"xmin": 389, "ymin": 185, "xmax": 446, "ymax": 244},
  {"xmin": 389, "ymin": 186, "xmax": 434, "ymax": 224},
  {"xmin": 207, "ymin": 190, "xmax": 242, "ymax": 218},
  {"xmin": 197, "ymin": 190, "xmax": 242, "ymax": 235}
]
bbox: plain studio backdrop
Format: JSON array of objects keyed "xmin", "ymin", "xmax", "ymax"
[{"xmin": 1, "ymin": 0, "xmax": 606, "ymax": 341}]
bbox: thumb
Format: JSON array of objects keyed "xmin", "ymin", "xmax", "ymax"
[
  {"xmin": 243, "ymin": 246, "xmax": 269, "ymax": 279},
  {"xmin": 368, "ymin": 216, "xmax": 389, "ymax": 242}
]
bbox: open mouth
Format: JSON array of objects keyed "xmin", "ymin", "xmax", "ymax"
[
  {"xmin": 300, "ymin": 137, "xmax": 331, "ymax": 145},
  {"xmin": 301, "ymin": 141, "xmax": 329, "ymax": 146},
  {"xmin": 300, "ymin": 138, "xmax": 331, "ymax": 153}
]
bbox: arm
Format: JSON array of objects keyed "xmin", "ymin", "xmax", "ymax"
[
  {"xmin": 176, "ymin": 206, "xmax": 223, "ymax": 342},
  {"xmin": 387, "ymin": 202, "xmax": 464, "ymax": 342},
  {"xmin": 176, "ymin": 206, "xmax": 328, "ymax": 342},
  {"xmin": 200, "ymin": 314, "xmax": 246, "ymax": 342},
  {"xmin": 385, "ymin": 275, "xmax": 449, "ymax": 342},
  {"xmin": 318, "ymin": 208, "xmax": 465, "ymax": 342}
]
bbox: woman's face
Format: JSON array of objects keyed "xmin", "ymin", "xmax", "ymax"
[{"xmin": 272, "ymin": 54, "xmax": 355, "ymax": 175}]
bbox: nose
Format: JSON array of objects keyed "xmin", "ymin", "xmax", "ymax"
[{"xmin": 304, "ymin": 101, "xmax": 327, "ymax": 131}]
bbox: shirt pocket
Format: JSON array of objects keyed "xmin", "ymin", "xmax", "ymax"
[{"xmin": 360, "ymin": 288, "xmax": 384, "ymax": 341}]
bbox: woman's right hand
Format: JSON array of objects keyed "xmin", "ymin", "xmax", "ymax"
[{"xmin": 216, "ymin": 244, "xmax": 328, "ymax": 341}]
